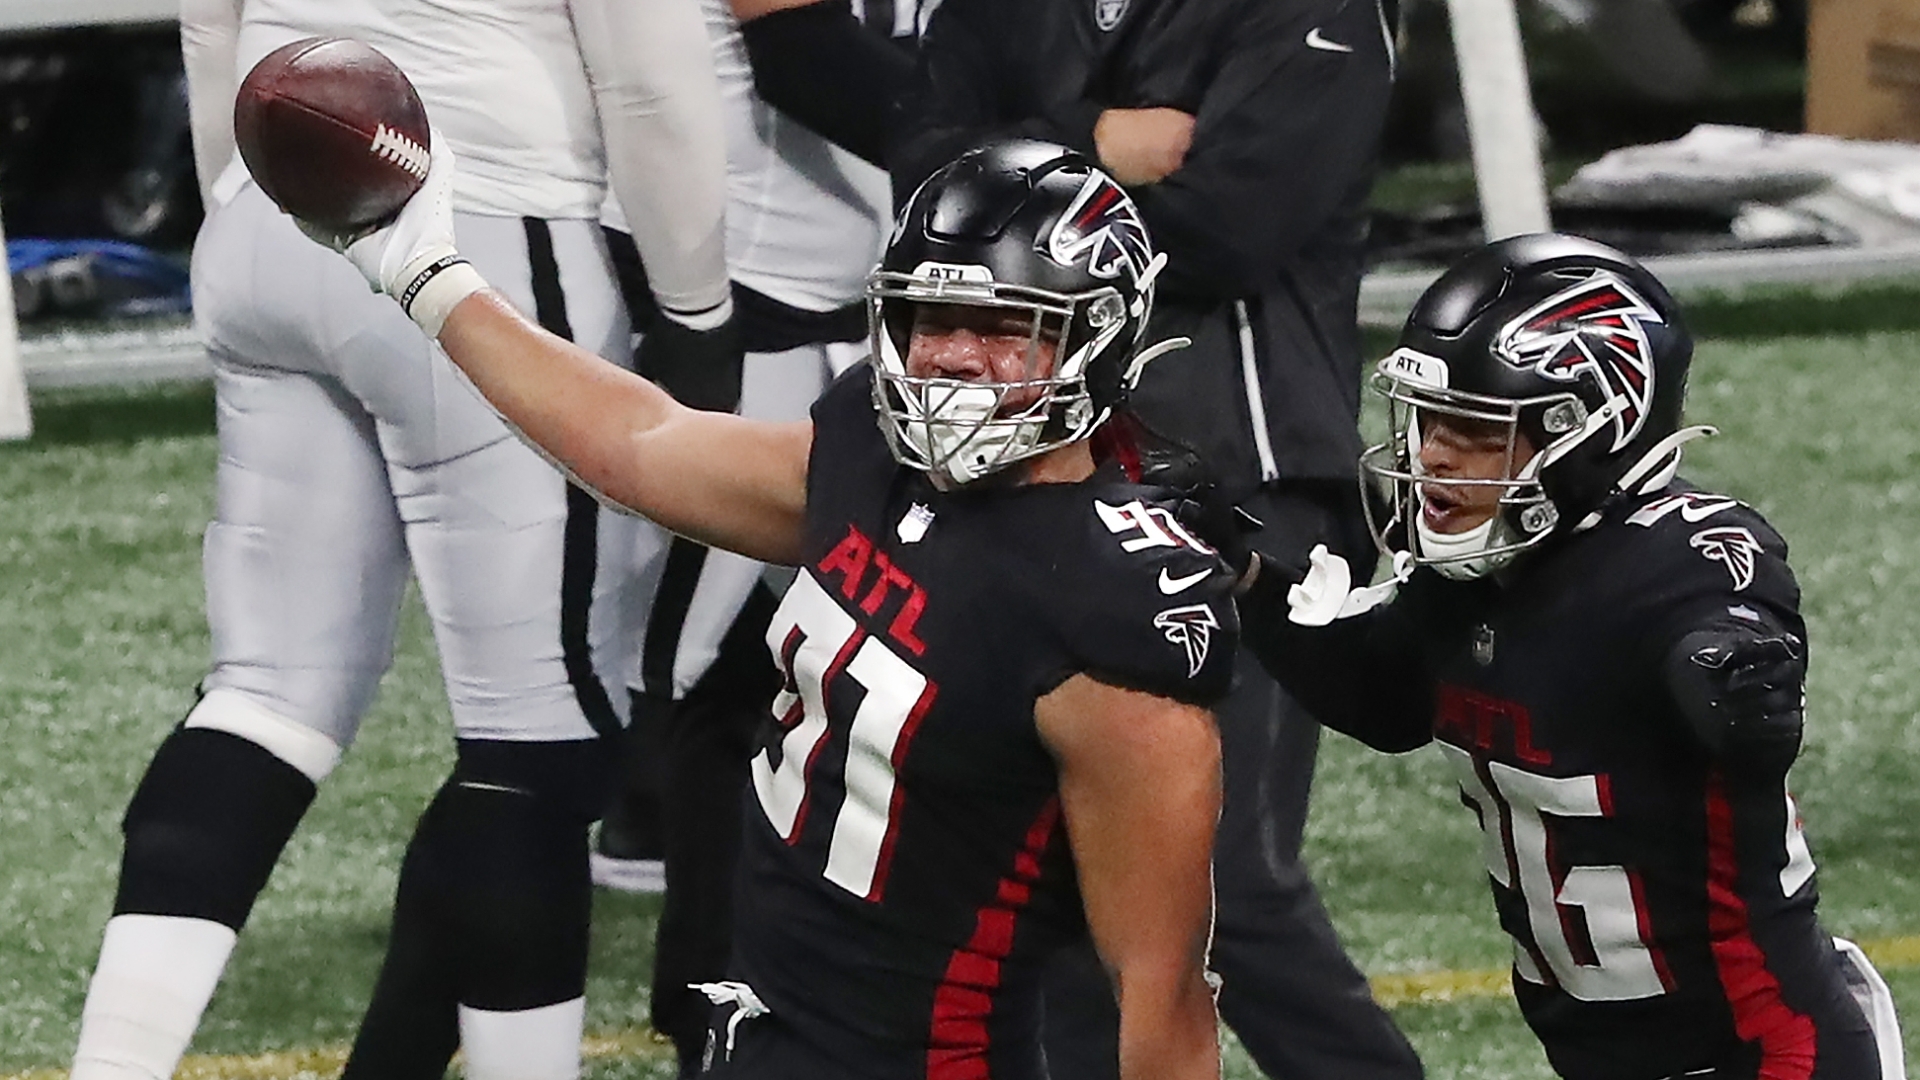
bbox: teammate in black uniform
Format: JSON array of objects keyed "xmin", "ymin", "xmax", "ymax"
[
  {"xmin": 1224, "ymin": 235, "xmax": 1893, "ymax": 1080},
  {"xmin": 302, "ymin": 138, "xmax": 1238, "ymax": 1080}
]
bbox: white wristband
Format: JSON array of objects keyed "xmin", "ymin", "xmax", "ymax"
[{"xmin": 395, "ymin": 252, "xmax": 488, "ymax": 338}]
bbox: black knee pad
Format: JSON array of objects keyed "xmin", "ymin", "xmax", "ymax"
[
  {"xmin": 114, "ymin": 726, "xmax": 318, "ymax": 930},
  {"xmin": 411, "ymin": 739, "xmax": 610, "ymax": 1010},
  {"xmin": 454, "ymin": 737, "xmax": 612, "ymax": 824}
]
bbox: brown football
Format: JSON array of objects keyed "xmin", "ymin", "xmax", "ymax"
[{"xmin": 234, "ymin": 37, "xmax": 431, "ymax": 233}]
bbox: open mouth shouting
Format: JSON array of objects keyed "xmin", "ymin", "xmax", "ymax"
[{"xmin": 1419, "ymin": 480, "xmax": 1501, "ymax": 535}]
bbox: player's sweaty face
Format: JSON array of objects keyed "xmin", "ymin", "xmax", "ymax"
[
  {"xmin": 906, "ymin": 304, "xmax": 1062, "ymax": 412},
  {"xmin": 1415, "ymin": 412, "xmax": 1537, "ymax": 535}
]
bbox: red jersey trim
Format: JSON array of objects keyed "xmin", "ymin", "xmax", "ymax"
[
  {"xmin": 864, "ymin": 679, "xmax": 941, "ymax": 903},
  {"xmin": 926, "ymin": 797, "xmax": 1063, "ymax": 1080},
  {"xmin": 1704, "ymin": 771, "xmax": 1816, "ymax": 1080},
  {"xmin": 1090, "ymin": 418, "xmax": 1143, "ymax": 482}
]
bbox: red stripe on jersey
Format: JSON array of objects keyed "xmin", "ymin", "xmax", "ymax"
[
  {"xmin": 1704, "ymin": 771, "xmax": 1816, "ymax": 1080},
  {"xmin": 864, "ymin": 679, "xmax": 941, "ymax": 903},
  {"xmin": 1089, "ymin": 420, "xmax": 1143, "ymax": 482},
  {"xmin": 926, "ymin": 798, "xmax": 1063, "ymax": 1080},
  {"xmin": 1625, "ymin": 867, "xmax": 1676, "ymax": 993}
]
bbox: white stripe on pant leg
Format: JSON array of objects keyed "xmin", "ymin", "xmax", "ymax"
[
  {"xmin": 459, "ymin": 997, "xmax": 587, "ymax": 1080},
  {"xmin": 70, "ymin": 915, "xmax": 239, "ymax": 1080},
  {"xmin": 1235, "ymin": 300, "xmax": 1281, "ymax": 483},
  {"xmin": 656, "ymin": 343, "xmax": 840, "ymax": 696},
  {"xmin": 1833, "ymin": 937, "xmax": 1908, "ymax": 1080}
]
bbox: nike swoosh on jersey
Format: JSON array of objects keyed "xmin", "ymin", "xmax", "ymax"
[
  {"xmin": 1158, "ymin": 567, "xmax": 1212, "ymax": 594},
  {"xmin": 1677, "ymin": 498, "xmax": 1740, "ymax": 522},
  {"xmin": 1305, "ymin": 27, "xmax": 1353, "ymax": 52}
]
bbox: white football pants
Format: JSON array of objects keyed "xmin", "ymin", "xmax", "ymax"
[
  {"xmin": 621, "ymin": 340, "xmax": 862, "ymax": 701},
  {"xmin": 191, "ymin": 181, "xmax": 638, "ymax": 748}
]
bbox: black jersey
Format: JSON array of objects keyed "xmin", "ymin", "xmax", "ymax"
[
  {"xmin": 725, "ymin": 368, "xmax": 1237, "ymax": 1080},
  {"xmin": 1245, "ymin": 485, "xmax": 1876, "ymax": 1080}
]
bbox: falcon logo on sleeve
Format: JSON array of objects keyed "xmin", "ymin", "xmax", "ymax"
[
  {"xmin": 1153, "ymin": 603, "xmax": 1220, "ymax": 678},
  {"xmin": 1690, "ymin": 526, "xmax": 1763, "ymax": 591},
  {"xmin": 1048, "ymin": 174, "xmax": 1153, "ymax": 283},
  {"xmin": 1494, "ymin": 272, "xmax": 1661, "ymax": 453}
]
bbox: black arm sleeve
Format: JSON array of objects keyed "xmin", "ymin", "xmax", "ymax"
[
  {"xmin": 1127, "ymin": 0, "xmax": 1395, "ymax": 299},
  {"xmin": 740, "ymin": 0, "xmax": 916, "ymax": 167},
  {"xmin": 1236, "ymin": 562, "xmax": 1434, "ymax": 753}
]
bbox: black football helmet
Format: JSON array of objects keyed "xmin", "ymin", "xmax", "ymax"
[
  {"xmin": 1362, "ymin": 233, "xmax": 1703, "ymax": 578},
  {"xmin": 868, "ymin": 139, "xmax": 1175, "ymax": 486}
]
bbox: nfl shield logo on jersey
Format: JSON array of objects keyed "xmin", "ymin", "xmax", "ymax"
[
  {"xmin": 1154, "ymin": 603, "xmax": 1219, "ymax": 678},
  {"xmin": 1095, "ymin": 0, "xmax": 1128, "ymax": 30}
]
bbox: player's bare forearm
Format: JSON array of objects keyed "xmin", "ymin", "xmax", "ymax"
[
  {"xmin": 1038, "ymin": 674, "xmax": 1222, "ymax": 1080},
  {"xmin": 1093, "ymin": 107, "xmax": 1194, "ymax": 187},
  {"xmin": 437, "ymin": 291, "xmax": 811, "ymax": 564},
  {"xmin": 1118, "ymin": 971, "xmax": 1223, "ymax": 1080}
]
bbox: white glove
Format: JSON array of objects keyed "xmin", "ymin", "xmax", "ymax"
[
  {"xmin": 298, "ymin": 131, "xmax": 487, "ymax": 337},
  {"xmin": 1286, "ymin": 544, "xmax": 1415, "ymax": 626}
]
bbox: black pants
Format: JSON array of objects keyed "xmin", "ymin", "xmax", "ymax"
[
  {"xmin": 1040, "ymin": 483, "xmax": 1424, "ymax": 1080},
  {"xmin": 643, "ymin": 583, "xmax": 783, "ymax": 1077}
]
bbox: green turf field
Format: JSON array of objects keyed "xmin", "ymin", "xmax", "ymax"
[{"xmin": 1, "ymin": 301, "xmax": 1916, "ymax": 1077}]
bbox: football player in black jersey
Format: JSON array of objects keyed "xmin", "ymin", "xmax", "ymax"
[
  {"xmin": 1223, "ymin": 235, "xmax": 1897, "ymax": 1080},
  {"xmin": 298, "ymin": 138, "xmax": 1239, "ymax": 1080}
]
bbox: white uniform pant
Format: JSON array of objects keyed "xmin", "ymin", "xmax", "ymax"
[
  {"xmin": 623, "ymin": 341, "xmax": 864, "ymax": 700},
  {"xmin": 191, "ymin": 181, "xmax": 638, "ymax": 747}
]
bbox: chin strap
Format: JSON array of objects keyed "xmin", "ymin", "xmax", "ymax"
[
  {"xmin": 1618, "ymin": 424, "xmax": 1717, "ymax": 495},
  {"xmin": 1129, "ymin": 252, "xmax": 1169, "ymax": 319},
  {"xmin": 1119, "ymin": 252, "xmax": 1183, "ymax": 389},
  {"xmin": 1122, "ymin": 335, "xmax": 1192, "ymax": 389},
  {"xmin": 1573, "ymin": 424, "xmax": 1719, "ymax": 533}
]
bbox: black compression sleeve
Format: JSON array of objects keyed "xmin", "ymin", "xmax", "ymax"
[
  {"xmin": 1237, "ymin": 559, "xmax": 1435, "ymax": 753},
  {"xmin": 740, "ymin": 0, "xmax": 914, "ymax": 167}
]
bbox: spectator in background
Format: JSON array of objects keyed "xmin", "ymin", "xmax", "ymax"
[
  {"xmin": 588, "ymin": 0, "xmax": 898, "ymax": 1073},
  {"xmin": 68, "ymin": 1, "xmax": 729, "ymax": 1079},
  {"xmin": 729, "ymin": 0, "xmax": 1424, "ymax": 1076}
]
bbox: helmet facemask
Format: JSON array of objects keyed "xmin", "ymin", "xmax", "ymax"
[
  {"xmin": 868, "ymin": 270, "xmax": 1133, "ymax": 487},
  {"xmin": 1361, "ymin": 350, "xmax": 1591, "ymax": 579}
]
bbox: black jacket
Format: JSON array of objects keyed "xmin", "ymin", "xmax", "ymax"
[
  {"xmin": 743, "ymin": 0, "xmax": 1394, "ymax": 496},
  {"xmin": 898, "ymin": 0, "xmax": 1395, "ymax": 496}
]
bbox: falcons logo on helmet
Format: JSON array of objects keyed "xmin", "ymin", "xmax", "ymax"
[
  {"xmin": 1690, "ymin": 526, "xmax": 1763, "ymax": 591},
  {"xmin": 1153, "ymin": 603, "xmax": 1219, "ymax": 678},
  {"xmin": 1494, "ymin": 273, "xmax": 1662, "ymax": 454},
  {"xmin": 1048, "ymin": 173, "xmax": 1152, "ymax": 283}
]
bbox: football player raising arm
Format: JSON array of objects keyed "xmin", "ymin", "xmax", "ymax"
[{"xmin": 312, "ymin": 138, "xmax": 1232, "ymax": 1080}]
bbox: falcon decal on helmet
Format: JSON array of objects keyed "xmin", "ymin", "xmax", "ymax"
[
  {"xmin": 1690, "ymin": 526, "xmax": 1763, "ymax": 591},
  {"xmin": 1495, "ymin": 273, "xmax": 1662, "ymax": 454},
  {"xmin": 1048, "ymin": 173, "xmax": 1153, "ymax": 284}
]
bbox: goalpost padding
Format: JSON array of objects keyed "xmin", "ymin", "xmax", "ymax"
[
  {"xmin": 1445, "ymin": 0, "xmax": 1553, "ymax": 241},
  {"xmin": 0, "ymin": 205, "xmax": 32, "ymax": 442}
]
